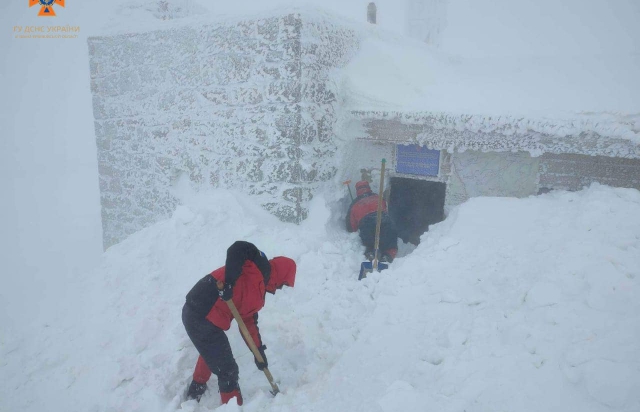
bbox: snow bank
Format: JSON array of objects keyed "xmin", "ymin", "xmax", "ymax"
[{"xmin": 2, "ymin": 184, "xmax": 639, "ymax": 412}]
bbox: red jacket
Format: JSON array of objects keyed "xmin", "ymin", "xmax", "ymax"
[
  {"xmin": 192, "ymin": 253, "xmax": 296, "ymax": 384},
  {"xmin": 346, "ymin": 180, "xmax": 387, "ymax": 232},
  {"xmin": 348, "ymin": 195, "xmax": 388, "ymax": 232},
  {"xmin": 206, "ymin": 260, "xmax": 266, "ymax": 345},
  {"xmin": 347, "ymin": 181, "xmax": 387, "ymax": 232}
]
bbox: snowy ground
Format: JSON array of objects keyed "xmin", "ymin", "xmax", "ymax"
[{"xmin": 1, "ymin": 184, "xmax": 639, "ymax": 412}]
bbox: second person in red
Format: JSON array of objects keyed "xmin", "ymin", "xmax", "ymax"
[{"xmin": 346, "ymin": 180, "xmax": 399, "ymax": 262}]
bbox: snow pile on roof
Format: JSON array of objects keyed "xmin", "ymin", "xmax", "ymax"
[
  {"xmin": 340, "ymin": 23, "xmax": 640, "ymax": 147},
  {"xmin": 340, "ymin": 35, "xmax": 640, "ymax": 119},
  {"xmin": 338, "ymin": 0, "xmax": 640, "ymax": 138},
  {"xmin": 1, "ymin": 184, "xmax": 639, "ymax": 412}
]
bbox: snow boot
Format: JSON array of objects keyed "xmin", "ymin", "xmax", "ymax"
[
  {"xmin": 364, "ymin": 248, "xmax": 375, "ymax": 261},
  {"xmin": 186, "ymin": 380, "xmax": 207, "ymax": 402},
  {"xmin": 381, "ymin": 248, "xmax": 397, "ymax": 263},
  {"xmin": 220, "ymin": 388, "xmax": 243, "ymax": 405}
]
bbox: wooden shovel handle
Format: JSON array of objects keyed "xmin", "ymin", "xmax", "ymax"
[
  {"xmin": 225, "ymin": 298, "xmax": 280, "ymax": 394},
  {"xmin": 373, "ymin": 159, "xmax": 386, "ymax": 270}
]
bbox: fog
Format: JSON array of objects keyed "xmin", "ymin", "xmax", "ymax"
[
  {"xmin": 1, "ymin": 0, "xmax": 638, "ymax": 329},
  {"xmin": 443, "ymin": 0, "xmax": 640, "ymax": 57}
]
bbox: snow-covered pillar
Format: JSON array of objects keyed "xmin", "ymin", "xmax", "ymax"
[{"xmin": 367, "ymin": 2, "xmax": 377, "ymax": 24}]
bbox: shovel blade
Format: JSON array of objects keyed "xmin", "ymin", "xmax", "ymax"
[
  {"xmin": 359, "ymin": 261, "xmax": 373, "ymax": 280},
  {"xmin": 358, "ymin": 261, "xmax": 389, "ymax": 280},
  {"xmin": 262, "ymin": 368, "xmax": 280, "ymax": 396}
]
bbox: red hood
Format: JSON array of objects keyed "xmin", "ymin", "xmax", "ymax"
[{"xmin": 266, "ymin": 257, "xmax": 296, "ymax": 294}]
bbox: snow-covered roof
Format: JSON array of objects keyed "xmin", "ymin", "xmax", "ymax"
[
  {"xmin": 340, "ymin": 26, "xmax": 640, "ymax": 157},
  {"xmin": 340, "ymin": 32, "xmax": 640, "ymax": 116}
]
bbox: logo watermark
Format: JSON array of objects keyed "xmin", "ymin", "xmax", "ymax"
[
  {"xmin": 29, "ymin": 0, "xmax": 65, "ymax": 17},
  {"xmin": 15, "ymin": 1, "xmax": 78, "ymax": 39},
  {"xmin": 13, "ymin": 25, "xmax": 80, "ymax": 39}
]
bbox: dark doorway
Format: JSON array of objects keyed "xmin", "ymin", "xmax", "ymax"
[{"xmin": 389, "ymin": 177, "xmax": 446, "ymax": 245}]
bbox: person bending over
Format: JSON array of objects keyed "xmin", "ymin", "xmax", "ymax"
[
  {"xmin": 346, "ymin": 180, "xmax": 398, "ymax": 262},
  {"xmin": 182, "ymin": 241, "xmax": 296, "ymax": 405}
]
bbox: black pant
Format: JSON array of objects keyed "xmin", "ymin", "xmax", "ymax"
[
  {"xmin": 358, "ymin": 213, "xmax": 398, "ymax": 252},
  {"xmin": 182, "ymin": 303, "xmax": 239, "ymax": 392}
]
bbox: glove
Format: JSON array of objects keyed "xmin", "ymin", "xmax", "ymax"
[
  {"xmin": 186, "ymin": 380, "xmax": 207, "ymax": 402},
  {"xmin": 218, "ymin": 283, "xmax": 233, "ymax": 301},
  {"xmin": 254, "ymin": 344, "xmax": 268, "ymax": 370}
]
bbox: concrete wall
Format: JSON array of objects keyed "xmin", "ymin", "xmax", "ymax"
[
  {"xmin": 88, "ymin": 13, "xmax": 359, "ymax": 248},
  {"xmin": 539, "ymin": 153, "xmax": 640, "ymax": 192}
]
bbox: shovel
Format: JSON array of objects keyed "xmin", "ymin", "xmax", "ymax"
[
  {"xmin": 359, "ymin": 159, "xmax": 389, "ymax": 280},
  {"xmin": 343, "ymin": 179, "xmax": 354, "ymax": 201},
  {"xmin": 224, "ymin": 299, "xmax": 280, "ymax": 396}
]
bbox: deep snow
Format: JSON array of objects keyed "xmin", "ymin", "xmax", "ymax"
[
  {"xmin": 1, "ymin": 184, "xmax": 639, "ymax": 412},
  {"xmin": 2, "ymin": 2, "xmax": 640, "ymax": 412},
  {"xmin": 3, "ymin": 0, "xmax": 639, "ymax": 343}
]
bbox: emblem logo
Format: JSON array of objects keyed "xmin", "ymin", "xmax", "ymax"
[{"xmin": 29, "ymin": 0, "xmax": 65, "ymax": 17}]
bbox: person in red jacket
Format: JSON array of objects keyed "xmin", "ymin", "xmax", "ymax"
[
  {"xmin": 346, "ymin": 180, "xmax": 398, "ymax": 262},
  {"xmin": 182, "ymin": 241, "xmax": 296, "ymax": 405}
]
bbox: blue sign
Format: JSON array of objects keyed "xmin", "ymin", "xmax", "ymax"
[{"xmin": 396, "ymin": 145, "xmax": 440, "ymax": 177}]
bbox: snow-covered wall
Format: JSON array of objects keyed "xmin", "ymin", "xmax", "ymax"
[
  {"xmin": 351, "ymin": 111, "xmax": 640, "ymax": 158},
  {"xmin": 88, "ymin": 12, "xmax": 359, "ymax": 248}
]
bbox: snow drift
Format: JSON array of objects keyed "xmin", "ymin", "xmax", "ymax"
[{"xmin": 1, "ymin": 184, "xmax": 639, "ymax": 412}]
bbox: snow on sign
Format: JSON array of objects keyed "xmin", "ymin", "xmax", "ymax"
[{"xmin": 396, "ymin": 144, "xmax": 440, "ymax": 176}]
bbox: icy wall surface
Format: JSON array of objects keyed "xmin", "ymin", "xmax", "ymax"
[
  {"xmin": 351, "ymin": 111, "xmax": 640, "ymax": 159},
  {"xmin": 88, "ymin": 12, "xmax": 359, "ymax": 248}
]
